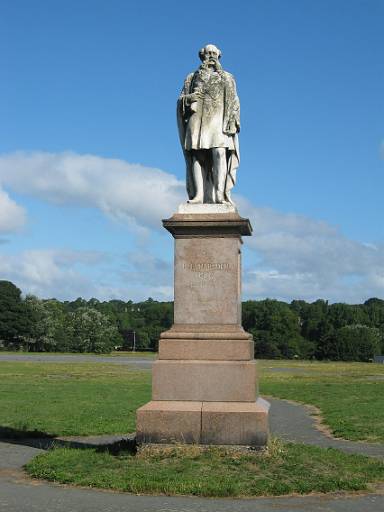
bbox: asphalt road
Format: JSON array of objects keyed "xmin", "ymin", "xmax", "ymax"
[
  {"xmin": 1, "ymin": 462, "xmax": 383, "ymax": 512},
  {"xmin": 0, "ymin": 354, "xmax": 154, "ymax": 368}
]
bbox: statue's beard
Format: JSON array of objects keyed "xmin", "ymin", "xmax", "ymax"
[{"xmin": 200, "ymin": 58, "xmax": 221, "ymax": 71}]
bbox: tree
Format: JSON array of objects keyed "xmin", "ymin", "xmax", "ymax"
[
  {"xmin": 364, "ymin": 298, "xmax": 384, "ymax": 329},
  {"xmin": 294, "ymin": 299, "xmax": 329, "ymax": 343},
  {"xmin": 69, "ymin": 306, "xmax": 123, "ymax": 353},
  {"xmin": 24, "ymin": 296, "xmax": 69, "ymax": 352},
  {"xmin": 0, "ymin": 280, "xmax": 32, "ymax": 347},
  {"xmin": 334, "ymin": 325, "xmax": 382, "ymax": 362},
  {"xmin": 244, "ymin": 299, "xmax": 306, "ymax": 359},
  {"xmin": 328, "ymin": 303, "xmax": 369, "ymax": 330}
]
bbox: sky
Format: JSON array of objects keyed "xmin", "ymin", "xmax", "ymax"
[{"xmin": 0, "ymin": 0, "xmax": 383, "ymax": 304}]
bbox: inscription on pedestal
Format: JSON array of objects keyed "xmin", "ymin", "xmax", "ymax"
[
  {"xmin": 174, "ymin": 238, "xmax": 241, "ymax": 325},
  {"xmin": 183, "ymin": 262, "xmax": 234, "ymax": 289}
]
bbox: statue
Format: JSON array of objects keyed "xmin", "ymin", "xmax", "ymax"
[{"xmin": 177, "ymin": 44, "xmax": 240, "ymax": 205}]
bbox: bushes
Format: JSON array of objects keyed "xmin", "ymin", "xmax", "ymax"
[
  {"xmin": 245, "ymin": 299, "xmax": 384, "ymax": 361},
  {"xmin": 1, "ymin": 278, "xmax": 384, "ymax": 359},
  {"xmin": 333, "ymin": 325, "xmax": 382, "ymax": 362},
  {"xmin": 68, "ymin": 307, "xmax": 122, "ymax": 353}
]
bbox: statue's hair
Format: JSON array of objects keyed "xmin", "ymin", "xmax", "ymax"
[{"xmin": 199, "ymin": 44, "xmax": 222, "ymax": 61}]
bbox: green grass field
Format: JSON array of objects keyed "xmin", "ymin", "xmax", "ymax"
[
  {"xmin": 0, "ymin": 362, "xmax": 151, "ymax": 436},
  {"xmin": 25, "ymin": 441, "xmax": 384, "ymax": 497},
  {"xmin": 0, "ymin": 359, "xmax": 383, "ymax": 441},
  {"xmin": 260, "ymin": 360, "xmax": 384, "ymax": 443},
  {"xmin": 1, "ymin": 358, "xmax": 383, "ymax": 497}
]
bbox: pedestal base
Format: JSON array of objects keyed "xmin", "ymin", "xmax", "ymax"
[
  {"xmin": 136, "ymin": 211, "xmax": 270, "ymax": 447},
  {"xmin": 136, "ymin": 398, "xmax": 270, "ymax": 447}
]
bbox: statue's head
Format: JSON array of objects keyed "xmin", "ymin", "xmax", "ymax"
[{"xmin": 198, "ymin": 44, "xmax": 222, "ymax": 67}]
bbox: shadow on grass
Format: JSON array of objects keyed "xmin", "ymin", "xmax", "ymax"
[{"xmin": 0, "ymin": 426, "xmax": 137, "ymax": 454}]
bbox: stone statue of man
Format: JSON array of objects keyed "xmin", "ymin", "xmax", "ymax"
[{"xmin": 177, "ymin": 44, "xmax": 240, "ymax": 205}]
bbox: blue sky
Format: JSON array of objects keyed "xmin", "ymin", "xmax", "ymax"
[{"xmin": 0, "ymin": 0, "xmax": 383, "ymax": 303}]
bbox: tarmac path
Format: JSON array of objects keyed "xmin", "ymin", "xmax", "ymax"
[{"xmin": 0, "ymin": 353, "xmax": 154, "ymax": 368}]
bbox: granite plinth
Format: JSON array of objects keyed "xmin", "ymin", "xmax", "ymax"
[
  {"xmin": 136, "ymin": 211, "xmax": 270, "ymax": 447},
  {"xmin": 159, "ymin": 339, "xmax": 254, "ymax": 360},
  {"xmin": 160, "ymin": 323, "xmax": 252, "ymax": 339},
  {"xmin": 152, "ymin": 360, "xmax": 258, "ymax": 402},
  {"xmin": 174, "ymin": 237, "xmax": 241, "ymax": 325},
  {"xmin": 136, "ymin": 401, "xmax": 201, "ymax": 444},
  {"xmin": 163, "ymin": 212, "xmax": 252, "ymax": 238},
  {"xmin": 159, "ymin": 324, "xmax": 254, "ymax": 360},
  {"xmin": 201, "ymin": 398, "xmax": 270, "ymax": 446},
  {"xmin": 136, "ymin": 398, "xmax": 270, "ymax": 446}
]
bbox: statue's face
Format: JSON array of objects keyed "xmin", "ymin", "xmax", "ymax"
[{"xmin": 202, "ymin": 47, "xmax": 219, "ymax": 67}]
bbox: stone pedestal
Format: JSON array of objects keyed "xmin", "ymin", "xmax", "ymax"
[{"xmin": 136, "ymin": 206, "xmax": 270, "ymax": 447}]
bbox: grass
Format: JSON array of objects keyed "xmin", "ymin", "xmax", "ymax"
[
  {"xmin": 25, "ymin": 439, "xmax": 384, "ymax": 497},
  {"xmin": 259, "ymin": 360, "xmax": 384, "ymax": 443},
  {"xmin": 0, "ymin": 362, "xmax": 151, "ymax": 436},
  {"xmin": 0, "ymin": 359, "xmax": 383, "ymax": 441},
  {"xmin": 3, "ymin": 359, "xmax": 383, "ymax": 498}
]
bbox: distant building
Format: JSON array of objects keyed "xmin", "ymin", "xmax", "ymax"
[{"xmin": 374, "ymin": 355, "xmax": 384, "ymax": 364}]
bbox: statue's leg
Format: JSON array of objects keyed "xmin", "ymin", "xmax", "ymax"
[
  {"xmin": 188, "ymin": 154, "xmax": 204, "ymax": 204},
  {"xmin": 212, "ymin": 148, "xmax": 227, "ymax": 203}
]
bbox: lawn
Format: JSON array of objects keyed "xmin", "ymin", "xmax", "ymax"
[
  {"xmin": 2, "ymin": 358, "xmax": 383, "ymax": 498},
  {"xmin": 25, "ymin": 440, "xmax": 384, "ymax": 497},
  {"xmin": 0, "ymin": 362, "xmax": 151, "ymax": 436},
  {"xmin": 260, "ymin": 360, "xmax": 384, "ymax": 443},
  {"xmin": 0, "ymin": 359, "xmax": 383, "ymax": 441}
]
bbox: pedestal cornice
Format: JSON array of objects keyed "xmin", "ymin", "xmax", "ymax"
[{"xmin": 162, "ymin": 212, "xmax": 252, "ymax": 238}]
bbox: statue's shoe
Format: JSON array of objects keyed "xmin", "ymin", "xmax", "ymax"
[{"xmin": 188, "ymin": 196, "xmax": 204, "ymax": 204}]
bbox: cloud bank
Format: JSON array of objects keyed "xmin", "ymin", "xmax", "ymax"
[
  {"xmin": 0, "ymin": 248, "xmax": 173, "ymax": 302},
  {"xmin": 238, "ymin": 197, "xmax": 384, "ymax": 303},
  {"xmin": 0, "ymin": 151, "xmax": 184, "ymax": 232},
  {"xmin": 0, "ymin": 150, "xmax": 383, "ymax": 303},
  {"xmin": 0, "ymin": 186, "xmax": 26, "ymax": 233}
]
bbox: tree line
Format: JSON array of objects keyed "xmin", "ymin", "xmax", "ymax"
[{"xmin": 0, "ymin": 280, "xmax": 383, "ymax": 360}]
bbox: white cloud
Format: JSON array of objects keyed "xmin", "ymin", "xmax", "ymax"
[
  {"xmin": 0, "ymin": 249, "xmax": 105, "ymax": 299},
  {"xmin": 0, "ymin": 186, "xmax": 26, "ymax": 233},
  {"xmin": 0, "ymin": 248, "xmax": 173, "ymax": 302},
  {"xmin": 0, "ymin": 150, "xmax": 383, "ymax": 303},
  {"xmin": 0, "ymin": 151, "xmax": 185, "ymax": 232},
  {"xmin": 120, "ymin": 250, "xmax": 173, "ymax": 287},
  {"xmin": 237, "ymin": 197, "xmax": 384, "ymax": 303}
]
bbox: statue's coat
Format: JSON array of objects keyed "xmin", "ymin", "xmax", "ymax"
[{"xmin": 177, "ymin": 67, "xmax": 240, "ymax": 202}]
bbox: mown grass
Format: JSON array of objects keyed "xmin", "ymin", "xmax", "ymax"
[
  {"xmin": 0, "ymin": 360, "xmax": 383, "ymax": 441},
  {"xmin": 25, "ymin": 440, "xmax": 384, "ymax": 497},
  {"xmin": 259, "ymin": 360, "xmax": 384, "ymax": 443},
  {"xmin": 0, "ymin": 362, "xmax": 151, "ymax": 436}
]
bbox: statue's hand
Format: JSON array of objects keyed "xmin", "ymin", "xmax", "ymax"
[
  {"xmin": 224, "ymin": 118, "xmax": 241, "ymax": 135},
  {"xmin": 225, "ymin": 120, "xmax": 236, "ymax": 135},
  {"xmin": 188, "ymin": 91, "xmax": 203, "ymax": 102}
]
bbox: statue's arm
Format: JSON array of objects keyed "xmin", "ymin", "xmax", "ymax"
[
  {"xmin": 224, "ymin": 75, "xmax": 241, "ymax": 134},
  {"xmin": 178, "ymin": 73, "xmax": 202, "ymax": 108},
  {"xmin": 233, "ymin": 91, "xmax": 241, "ymax": 133}
]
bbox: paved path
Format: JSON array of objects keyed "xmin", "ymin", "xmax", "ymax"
[
  {"xmin": 268, "ymin": 398, "xmax": 384, "ymax": 458},
  {"xmin": 0, "ymin": 354, "xmax": 154, "ymax": 368},
  {"xmin": 1, "ymin": 397, "xmax": 384, "ymax": 511}
]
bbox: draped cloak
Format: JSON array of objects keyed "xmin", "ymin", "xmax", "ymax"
[{"xmin": 177, "ymin": 67, "xmax": 240, "ymax": 202}]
